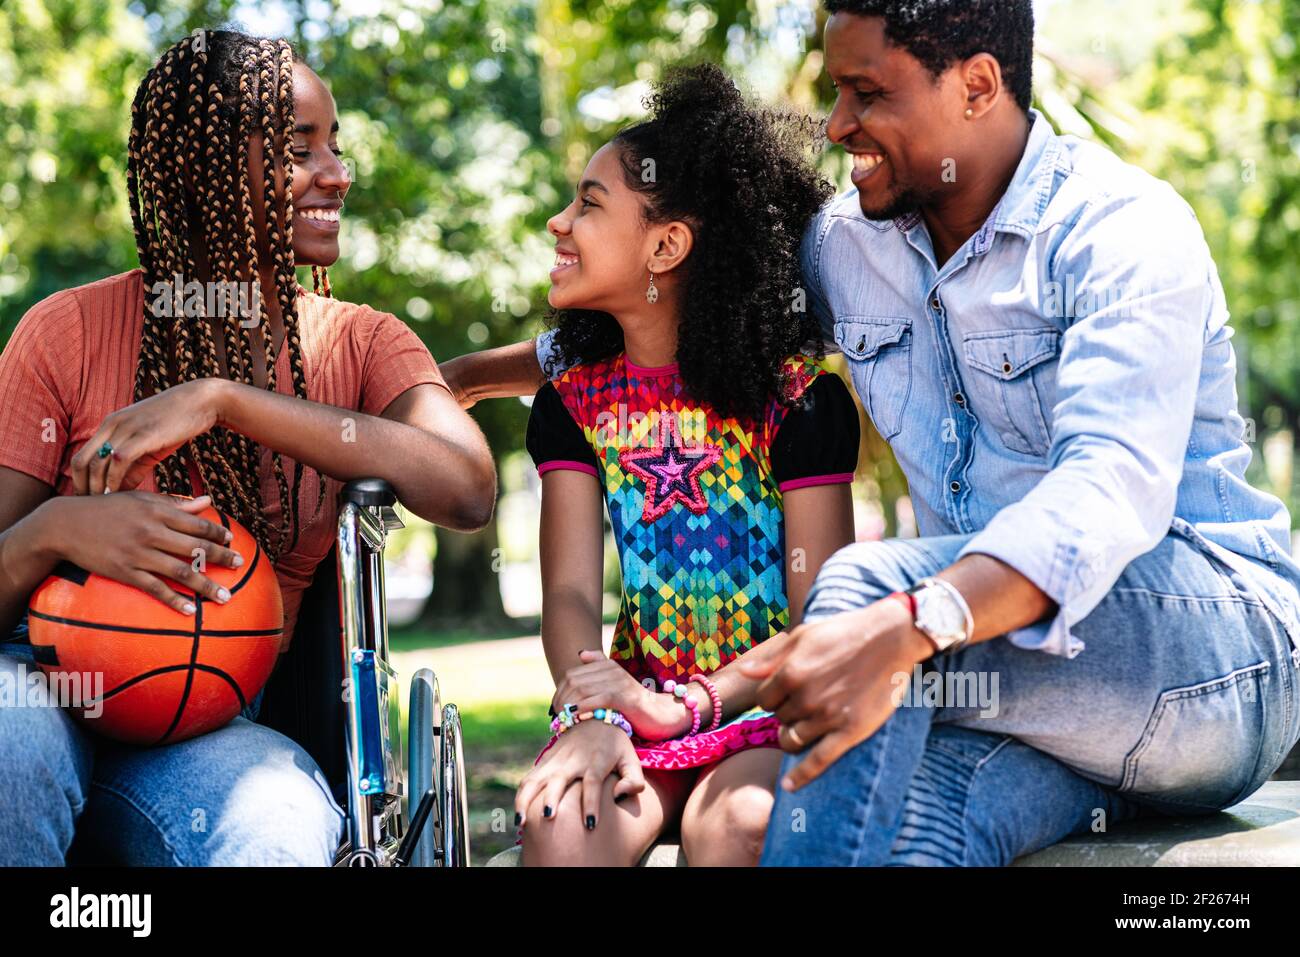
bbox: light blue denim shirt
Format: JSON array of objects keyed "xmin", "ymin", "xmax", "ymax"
[{"xmin": 537, "ymin": 109, "xmax": 1300, "ymax": 658}]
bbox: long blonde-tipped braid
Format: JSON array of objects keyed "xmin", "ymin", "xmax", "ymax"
[
  {"xmin": 133, "ymin": 37, "xmax": 255, "ymax": 526},
  {"xmin": 180, "ymin": 37, "xmax": 267, "ymax": 530},
  {"xmin": 178, "ymin": 37, "xmax": 290, "ymax": 553},
  {"xmin": 273, "ymin": 39, "xmax": 327, "ymax": 532},
  {"xmin": 126, "ymin": 34, "xmax": 311, "ymax": 560},
  {"xmin": 157, "ymin": 41, "xmax": 250, "ymax": 526},
  {"xmin": 195, "ymin": 45, "xmax": 259, "ymax": 488},
  {"xmin": 138, "ymin": 44, "xmax": 197, "ymax": 497},
  {"xmin": 254, "ymin": 40, "xmax": 299, "ymax": 557},
  {"xmin": 229, "ymin": 55, "xmax": 269, "ymax": 488},
  {"xmin": 127, "ymin": 74, "xmax": 169, "ymax": 410}
]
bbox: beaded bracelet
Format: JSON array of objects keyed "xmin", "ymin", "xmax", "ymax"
[
  {"xmin": 688, "ymin": 673, "xmax": 722, "ymax": 734},
  {"xmin": 663, "ymin": 679, "xmax": 701, "ymax": 737},
  {"xmin": 550, "ymin": 704, "xmax": 633, "ymax": 739}
]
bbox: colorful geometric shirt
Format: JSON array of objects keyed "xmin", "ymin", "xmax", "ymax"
[{"xmin": 526, "ymin": 352, "xmax": 859, "ymax": 690}]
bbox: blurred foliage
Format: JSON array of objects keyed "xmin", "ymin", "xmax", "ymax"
[
  {"xmin": 1, "ymin": 0, "xmax": 1298, "ymax": 612},
  {"xmin": 1036, "ymin": 0, "xmax": 1300, "ymax": 511}
]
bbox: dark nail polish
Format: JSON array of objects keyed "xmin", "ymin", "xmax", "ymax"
[
  {"xmin": 543, "ymin": 805, "xmax": 553, "ymax": 818},
  {"xmin": 514, "ymin": 812, "xmax": 522, "ymax": 826},
  {"xmin": 585, "ymin": 814, "xmax": 596, "ymax": 830}
]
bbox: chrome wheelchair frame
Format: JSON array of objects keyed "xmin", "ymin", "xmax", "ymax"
[{"xmin": 331, "ymin": 479, "xmax": 470, "ymax": 867}]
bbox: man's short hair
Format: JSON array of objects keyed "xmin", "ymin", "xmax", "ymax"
[{"xmin": 823, "ymin": 1, "xmax": 1035, "ymax": 113}]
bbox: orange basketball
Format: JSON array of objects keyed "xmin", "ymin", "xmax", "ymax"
[{"xmin": 26, "ymin": 502, "xmax": 283, "ymax": 745}]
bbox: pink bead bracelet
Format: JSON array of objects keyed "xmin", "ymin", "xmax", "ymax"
[{"xmin": 689, "ymin": 673, "xmax": 722, "ymax": 733}]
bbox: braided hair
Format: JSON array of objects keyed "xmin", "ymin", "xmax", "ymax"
[
  {"xmin": 544, "ymin": 63, "xmax": 834, "ymax": 425},
  {"xmin": 126, "ymin": 29, "xmax": 329, "ymax": 560}
]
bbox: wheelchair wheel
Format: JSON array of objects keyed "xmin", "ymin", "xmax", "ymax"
[
  {"xmin": 440, "ymin": 703, "xmax": 471, "ymax": 867},
  {"xmin": 441, "ymin": 702, "xmax": 473, "ymax": 868},
  {"xmin": 407, "ymin": 668, "xmax": 442, "ymax": 867}
]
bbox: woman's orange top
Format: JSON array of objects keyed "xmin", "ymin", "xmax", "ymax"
[{"xmin": 0, "ymin": 269, "xmax": 448, "ymax": 644}]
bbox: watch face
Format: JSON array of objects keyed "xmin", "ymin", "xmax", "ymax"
[{"xmin": 915, "ymin": 586, "xmax": 967, "ymax": 645}]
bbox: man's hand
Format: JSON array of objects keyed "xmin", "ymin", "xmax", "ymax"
[{"xmin": 739, "ymin": 599, "xmax": 934, "ymax": 792}]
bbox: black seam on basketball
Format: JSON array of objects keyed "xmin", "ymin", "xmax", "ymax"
[
  {"xmin": 29, "ymin": 644, "xmax": 59, "ymax": 666},
  {"xmin": 98, "ymin": 662, "xmax": 249, "ymax": 708},
  {"xmin": 160, "ymin": 598, "xmax": 203, "ymax": 743},
  {"xmin": 26, "ymin": 608, "xmax": 281, "ymax": 638},
  {"xmin": 227, "ymin": 538, "xmax": 262, "ymax": 595},
  {"xmin": 50, "ymin": 561, "xmax": 91, "ymax": 586}
]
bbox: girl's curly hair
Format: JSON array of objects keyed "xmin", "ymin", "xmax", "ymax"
[{"xmin": 544, "ymin": 63, "xmax": 834, "ymax": 424}]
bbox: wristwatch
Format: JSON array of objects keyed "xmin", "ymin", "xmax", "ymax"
[{"xmin": 903, "ymin": 577, "xmax": 973, "ymax": 655}]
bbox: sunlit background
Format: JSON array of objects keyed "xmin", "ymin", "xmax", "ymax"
[{"xmin": 2, "ymin": 0, "xmax": 1297, "ymax": 860}]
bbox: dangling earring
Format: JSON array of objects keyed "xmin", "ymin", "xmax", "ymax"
[{"xmin": 645, "ymin": 271, "xmax": 659, "ymax": 304}]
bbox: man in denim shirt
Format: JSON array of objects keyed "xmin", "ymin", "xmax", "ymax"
[{"xmin": 446, "ymin": 0, "xmax": 1300, "ymax": 865}]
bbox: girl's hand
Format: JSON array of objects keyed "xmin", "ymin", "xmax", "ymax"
[
  {"xmin": 551, "ymin": 650, "xmax": 686, "ymax": 741},
  {"xmin": 40, "ymin": 492, "xmax": 244, "ymax": 615},
  {"xmin": 514, "ymin": 719, "xmax": 645, "ymax": 829},
  {"xmin": 71, "ymin": 379, "xmax": 227, "ymax": 495}
]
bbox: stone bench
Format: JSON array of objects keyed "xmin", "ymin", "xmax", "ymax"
[{"xmin": 485, "ymin": 779, "xmax": 1300, "ymax": 867}]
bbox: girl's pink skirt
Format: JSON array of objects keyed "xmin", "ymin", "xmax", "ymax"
[{"xmin": 534, "ymin": 706, "xmax": 781, "ymax": 771}]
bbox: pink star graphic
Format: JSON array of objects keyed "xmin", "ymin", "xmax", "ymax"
[{"xmin": 619, "ymin": 417, "xmax": 721, "ymax": 522}]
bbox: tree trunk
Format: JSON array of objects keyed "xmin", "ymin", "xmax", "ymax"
[{"xmin": 418, "ymin": 520, "xmax": 509, "ymax": 629}]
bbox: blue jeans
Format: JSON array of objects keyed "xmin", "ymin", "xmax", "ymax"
[
  {"xmin": 0, "ymin": 636, "xmax": 344, "ymax": 866},
  {"xmin": 761, "ymin": 522, "xmax": 1300, "ymax": 866}
]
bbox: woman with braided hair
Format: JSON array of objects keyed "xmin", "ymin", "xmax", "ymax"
[{"xmin": 0, "ymin": 29, "xmax": 496, "ymax": 865}]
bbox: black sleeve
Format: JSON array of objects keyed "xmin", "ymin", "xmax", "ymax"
[
  {"xmin": 526, "ymin": 382, "xmax": 599, "ymax": 477},
  {"xmin": 770, "ymin": 373, "xmax": 860, "ymax": 490}
]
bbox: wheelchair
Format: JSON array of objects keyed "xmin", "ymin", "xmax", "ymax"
[{"xmin": 258, "ymin": 478, "xmax": 471, "ymax": 867}]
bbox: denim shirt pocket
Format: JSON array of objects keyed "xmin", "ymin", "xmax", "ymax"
[
  {"xmin": 835, "ymin": 316, "xmax": 912, "ymax": 440},
  {"xmin": 962, "ymin": 328, "xmax": 1061, "ymax": 457}
]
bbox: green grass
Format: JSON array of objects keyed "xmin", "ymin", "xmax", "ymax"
[
  {"xmin": 457, "ymin": 698, "xmax": 551, "ymax": 749},
  {"xmin": 387, "ymin": 622, "xmax": 536, "ymax": 653}
]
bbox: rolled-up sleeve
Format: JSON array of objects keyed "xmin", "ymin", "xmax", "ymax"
[
  {"xmin": 958, "ymin": 188, "xmax": 1213, "ymax": 657},
  {"xmin": 534, "ymin": 330, "xmax": 572, "ymax": 379}
]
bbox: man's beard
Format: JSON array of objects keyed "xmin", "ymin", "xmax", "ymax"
[{"xmin": 858, "ymin": 182, "xmax": 932, "ymax": 223}]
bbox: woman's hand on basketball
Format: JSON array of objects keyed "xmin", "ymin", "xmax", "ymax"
[
  {"xmin": 551, "ymin": 650, "xmax": 681, "ymax": 741},
  {"xmin": 514, "ymin": 719, "xmax": 644, "ymax": 829},
  {"xmin": 72, "ymin": 379, "xmax": 227, "ymax": 495},
  {"xmin": 42, "ymin": 492, "xmax": 244, "ymax": 615}
]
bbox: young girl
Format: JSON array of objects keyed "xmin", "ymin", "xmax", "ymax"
[
  {"xmin": 510, "ymin": 64, "xmax": 860, "ymax": 866},
  {"xmin": 0, "ymin": 29, "xmax": 495, "ymax": 865}
]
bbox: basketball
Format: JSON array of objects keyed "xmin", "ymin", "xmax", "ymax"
[{"xmin": 26, "ymin": 501, "xmax": 283, "ymax": 745}]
